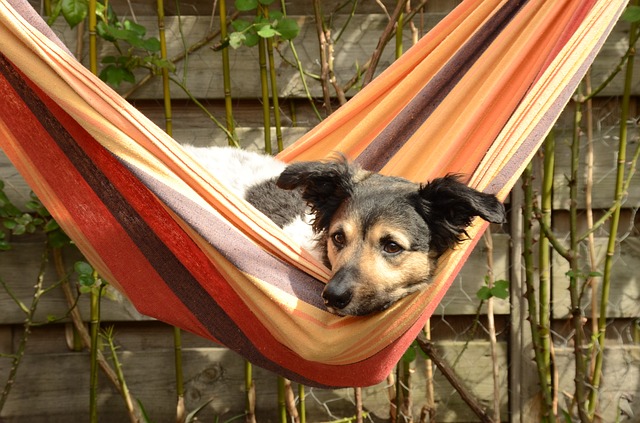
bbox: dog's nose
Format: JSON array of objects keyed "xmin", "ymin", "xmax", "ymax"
[{"xmin": 322, "ymin": 284, "xmax": 353, "ymax": 310}]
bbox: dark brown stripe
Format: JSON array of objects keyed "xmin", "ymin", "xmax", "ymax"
[
  {"xmin": 0, "ymin": 54, "xmax": 329, "ymax": 386},
  {"xmin": 355, "ymin": 0, "xmax": 529, "ymax": 172},
  {"xmin": 129, "ymin": 165, "xmax": 327, "ymax": 308}
]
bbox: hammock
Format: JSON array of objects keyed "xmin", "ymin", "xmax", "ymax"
[{"xmin": 0, "ymin": 0, "xmax": 625, "ymax": 387}]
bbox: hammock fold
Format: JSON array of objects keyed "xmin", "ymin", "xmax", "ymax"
[{"xmin": 0, "ymin": 0, "xmax": 626, "ymax": 387}]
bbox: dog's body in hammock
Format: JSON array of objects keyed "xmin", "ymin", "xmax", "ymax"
[{"xmin": 184, "ymin": 146, "xmax": 505, "ymax": 316}]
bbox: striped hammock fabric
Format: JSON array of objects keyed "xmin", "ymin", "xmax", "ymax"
[{"xmin": 0, "ymin": 0, "xmax": 626, "ymax": 387}]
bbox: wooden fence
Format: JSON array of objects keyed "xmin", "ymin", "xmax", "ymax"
[{"xmin": 0, "ymin": 0, "xmax": 638, "ymax": 421}]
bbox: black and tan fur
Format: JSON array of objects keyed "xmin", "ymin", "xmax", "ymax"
[
  {"xmin": 274, "ymin": 158, "xmax": 506, "ymax": 316},
  {"xmin": 184, "ymin": 146, "xmax": 506, "ymax": 316}
]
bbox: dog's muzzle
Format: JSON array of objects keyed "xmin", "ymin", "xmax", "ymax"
[{"xmin": 322, "ymin": 266, "xmax": 357, "ymax": 311}]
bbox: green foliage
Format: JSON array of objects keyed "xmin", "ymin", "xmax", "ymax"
[
  {"xmin": 228, "ymin": 0, "xmax": 300, "ymax": 49},
  {"xmin": 0, "ymin": 180, "xmax": 70, "ymax": 250},
  {"xmin": 402, "ymin": 339, "xmax": 428, "ymax": 364},
  {"xmin": 94, "ymin": 3, "xmax": 174, "ymax": 87},
  {"xmin": 48, "ymin": 0, "xmax": 88, "ymax": 28},
  {"xmin": 476, "ymin": 277, "xmax": 509, "ymax": 301},
  {"xmin": 74, "ymin": 260, "xmax": 107, "ymax": 294},
  {"xmin": 622, "ymin": 5, "xmax": 640, "ymax": 23}
]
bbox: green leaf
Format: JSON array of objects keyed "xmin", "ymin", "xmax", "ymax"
[
  {"xmin": 148, "ymin": 57, "xmax": 176, "ymax": 73},
  {"xmin": 229, "ymin": 32, "xmax": 246, "ymax": 49},
  {"xmin": 235, "ymin": 0, "xmax": 258, "ymax": 12},
  {"xmin": 123, "ymin": 20, "xmax": 146, "ymax": 37},
  {"xmin": 11, "ymin": 224, "xmax": 26, "ymax": 236},
  {"xmin": 560, "ymin": 408, "xmax": 574, "ymax": 423},
  {"xmin": 490, "ymin": 285, "xmax": 509, "ymax": 300},
  {"xmin": 99, "ymin": 65, "xmax": 135, "ymax": 87},
  {"xmin": 74, "ymin": 261, "xmax": 94, "ymax": 276},
  {"xmin": 622, "ymin": 5, "xmax": 640, "ymax": 23},
  {"xmin": 493, "ymin": 280, "xmax": 510, "ymax": 299},
  {"xmin": 402, "ymin": 345, "xmax": 416, "ymax": 363},
  {"xmin": 48, "ymin": 230, "xmax": 71, "ymax": 248},
  {"xmin": 257, "ymin": 25, "xmax": 278, "ymax": 38},
  {"xmin": 269, "ymin": 11, "xmax": 284, "ymax": 21},
  {"xmin": 96, "ymin": 21, "xmax": 117, "ymax": 42},
  {"xmin": 232, "ymin": 19, "xmax": 252, "ymax": 32},
  {"xmin": 143, "ymin": 38, "xmax": 161, "ymax": 52},
  {"xmin": 275, "ymin": 17, "xmax": 299, "ymax": 40},
  {"xmin": 46, "ymin": 0, "xmax": 63, "ymax": 26},
  {"xmin": 476, "ymin": 286, "xmax": 492, "ymax": 300},
  {"xmin": 243, "ymin": 32, "xmax": 260, "ymax": 47},
  {"xmin": 258, "ymin": 0, "xmax": 275, "ymax": 4},
  {"xmin": 61, "ymin": 0, "xmax": 88, "ymax": 28}
]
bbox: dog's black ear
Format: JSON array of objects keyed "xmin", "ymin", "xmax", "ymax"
[
  {"xmin": 416, "ymin": 174, "xmax": 506, "ymax": 255},
  {"xmin": 276, "ymin": 159, "xmax": 356, "ymax": 233}
]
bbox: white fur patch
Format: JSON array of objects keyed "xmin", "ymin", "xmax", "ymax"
[
  {"xmin": 183, "ymin": 145, "xmax": 321, "ymax": 258},
  {"xmin": 182, "ymin": 145, "xmax": 285, "ymax": 197},
  {"xmin": 282, "ymin": 214, "xmax": 322, "ymax": 261}
]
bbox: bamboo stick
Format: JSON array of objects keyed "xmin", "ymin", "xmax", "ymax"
[
  {"xmin": 588, "ymin": 3, "xmax": 639, "ymax": 416},
  {"xmin": 218, "ymin": 0, "xmax": 237, "ymax": 145}
]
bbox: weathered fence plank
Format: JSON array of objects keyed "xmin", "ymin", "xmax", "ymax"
[
  {"xmin": 552, "ymin": 236, "xmax": 640, "ymax": 319},
  {"xmin": 0, "ymin": 322, "xmax": 509, "ymax": 422},
  {"xmin": 48, "ymin": 14, "xmax": 639, "ymax": 101}
]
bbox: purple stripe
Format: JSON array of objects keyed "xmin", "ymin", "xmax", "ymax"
[
  {"xmin": 487, "ymin": 1, "xmax": 622, "ymax": 195},
  {"xmin": 356, "ymin": 0, "xmax": 529, "ymax": 172},
  {"xmin": 126, "ymin": 164, "xmax": 327, "ymax": 309}
]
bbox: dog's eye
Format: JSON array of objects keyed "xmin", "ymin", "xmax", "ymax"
[
  {"xmin": 331, "ymin": 232, "xmax": 346, "ymax": 248},
  {"xmin": 383, "ymin": 241, "xmax": 403, "ymax": 254}
]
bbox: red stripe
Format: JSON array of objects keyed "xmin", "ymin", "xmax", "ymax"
[{"xmin": 0, "ymin": 55, "xmax": 408, "ymax": 387}]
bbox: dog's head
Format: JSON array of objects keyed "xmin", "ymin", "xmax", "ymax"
[{"xmin": 277, "ymin": 158, "xmax": 505, "ymax": 316}]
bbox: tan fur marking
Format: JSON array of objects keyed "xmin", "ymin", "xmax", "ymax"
[
  {"xmin": 325, "ymin": 213, "xmax": 433, "ymax": 314},
  {"xmin": 355, "ymin": 222, "xmax": 432, "ymax": 297}
]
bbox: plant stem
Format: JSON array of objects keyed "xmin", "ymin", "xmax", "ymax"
[
  {"xmin": 258, "ymin": 35, "xmax": 272, "ymax": 154},
  {"xmin": 539, "ymin": 132, "xmax": 555, "ymax": 414},
  {"xmin": 395, "ymin": 0, "xmax": 404, "ymax": 59},
  {"xmin": 157, "ymin": 0, "xmax": 173, "ymax": 137},
  {"xmin": 277, "ymin": 376, "xmax": 287, "ymax": 423},
  {"xmin": 276, "ymin": 2, "xmax": 323, "ymax": 122},
  {"xmin": 415, "ymin": 333, "xmax": 493, "ymax": 423},
  {"xmin": 0, "ymin": 241, "xmax": 48, "ymax": 413},
  {"xmin": 299, "ymin": 384, "xmax": 306, "ymax": 423},
  {"xmin": 169, "ymin": 75, "xmax": 239, "ymax": 146},
  {"xmin": 89, "ymin": 276, "xmax": 102, "ymax": 423},
  {"xmin": 283, "ymin": 378, "xmax": 299, "ymax": 423},
  {"xmin": 103, "ymin": 327, "xmax": 137, "ymax": 418},
  {"xmin": 362, "ymin": 0, "xmax": 408, "ymax": 86},
  {"xmin": 312, "ymin": 0, "xmax": 333, "ymax": 115},
  {"xmin": 354, "ymin": 387, "xmax": 363, "ymax": 423},
  {"xmin": 88, "ymin": 0, "xmax": 97, "ymax": 75},
  {"xmin": 51, "ymin": 250, "xmax": 143, "ymax": 422},
  {"xmin": 568, "ymin": 83, "xmax": 588, "ymax": 421},
  {"xmin": 582, "ymin": 70, "xmax": 600, "ymax": 385},
  {"xmin": 522, "ymin": 163, "xmax": 555, "ymax": 422},
  {"xmin": 588, "ymin": 4, "xmax": 639, "ymax": 416},
  {"xmin": 483, "ymin": 229, "xmax": 501, "ymax": 422},
  {"xmin": 218, "ymin": 0, "xmax": 237, "ymax": 145},
  {"xmin": 245, "ymin": 361, "xmax": 256, "ymax": 423},
  {"xmin": 173, "ymin": 326, "xmax": 185, "ymax": 423},
  {"xmin": 583, "ymin": 26, "xmax": 640, "ymax": 101},
  {"xmin": 423, "ymin": 320, "xmax": 435, "ymax": 421},
  {"xmin": 259, "ymin": 5, "xmax": 284, "ymax": 153}
]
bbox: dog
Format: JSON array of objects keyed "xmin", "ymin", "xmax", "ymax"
[{"xmin": 184, "ymin": 146, "xmax": 506, "ymax": 316}]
